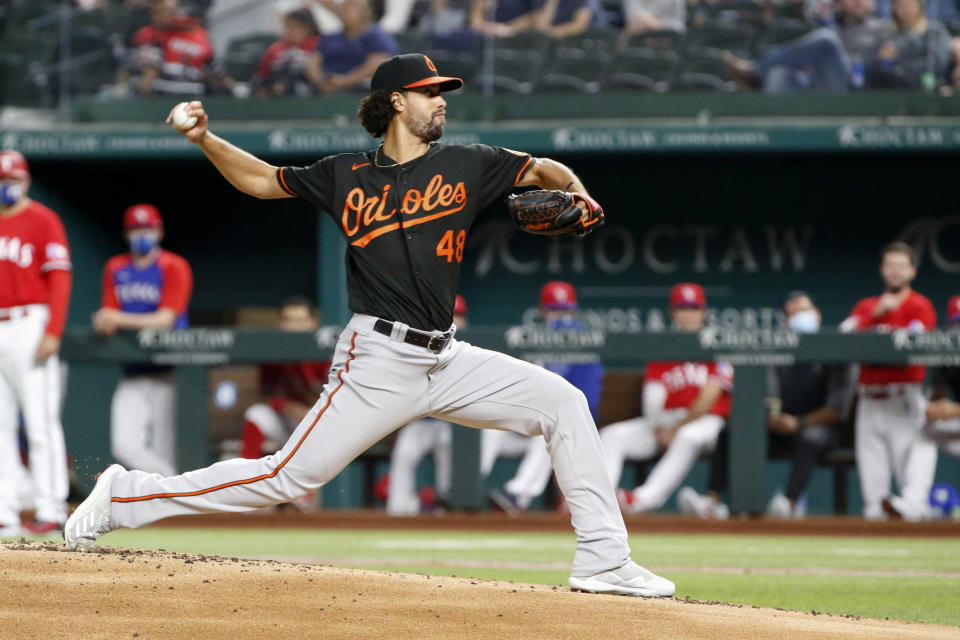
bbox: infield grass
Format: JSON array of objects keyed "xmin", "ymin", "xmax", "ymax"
[{"xmin": 29, "ymin": 528, "xmax": 960, "ymax": 626}]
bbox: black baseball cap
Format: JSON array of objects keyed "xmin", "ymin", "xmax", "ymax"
[{"xmin": 371, "ymin": 53, "xmax": 463, "ymax": 93}]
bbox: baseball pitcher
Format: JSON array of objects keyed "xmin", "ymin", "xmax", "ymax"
[{"xmin": 66, "ymin": 53, "xmax": 672, "ymax": 598}]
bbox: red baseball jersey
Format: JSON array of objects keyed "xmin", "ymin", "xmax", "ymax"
[
  {"xmin": 847, "ymin": 291, "xmax": 937, "ymax": 385},
  {"xmin": 256, "ymin": 36, "xmax": 320, "ymax": 80},
  {"xmin": 101, "ymin": 250, "xmax": 193, "ymax": 325},
  {"xmin": 132, "ymin": 17, "xmax": 213, "ymax": 69},
  {"xmin": 0, "ymin": 201, "xmax": 72, "ymax": 308},
  {"xmin": 259, "ymin": 362, "xmax": 332, "ymax": 408},
  {"xmin": 644, "ymin": 361, "xmax": 734, "ymax": 418}
]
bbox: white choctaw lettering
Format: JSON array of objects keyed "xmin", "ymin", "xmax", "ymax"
[
  {"xmin": 0, "ymin": 236, "xmax": 35, "ymax": 268},
  {"xmin": 116, "ymin": 282, "xmax": 161, "ymax": 304}
]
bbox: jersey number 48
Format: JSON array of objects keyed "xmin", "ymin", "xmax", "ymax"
[{"xmin": 436, "ymin": 229, "xmax": 466, "ymax": 263}]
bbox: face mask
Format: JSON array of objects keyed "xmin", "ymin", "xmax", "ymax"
[
  {"xmin": 788, "ymin": 310, "xmax": 821, "ymax": 334},
  {"xmin": 129, "ymin": 232, "xmax": 159, "ymax": 256},
  {"xmin": 0, "ymin": 183, "xmax": 24, "ymax": 207}
]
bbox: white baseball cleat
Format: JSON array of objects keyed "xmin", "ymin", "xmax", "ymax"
[
  {"xmin": 64, "ymin": 464, "xmax": 125, "ymax": 551},
  {"xmin": 569, "ymin": 560, "xmax": 675, "ymax": 597},
  {"xmin": 677, "ymin": 486, "xmax": 730, "ymax": 520}
]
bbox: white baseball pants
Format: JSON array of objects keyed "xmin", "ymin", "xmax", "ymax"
[
  {"xmin": 387, "ymin": 417, "xmax": 452, "ymax": 516},
  {"xmin": 856, "ymin": 385, "xmax": 937, "ymax": 520},
  {"xmin": 109, "ymin": 314, "xmax": 630, "ymax": 576},
  {"xmin": 110, "ymin": 375, "xmax": 177, "ymax": 477},
  {"xmin": 0, "ymin": 304, "xmax": 69, "ymax": 526},
  {"xmin": 601, "ymin": 408, "xmax": 725, "ymax": 511}
]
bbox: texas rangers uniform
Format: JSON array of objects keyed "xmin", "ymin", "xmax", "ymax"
[
  {"xmin": 846, "ymin": 291, "xmax": 937, "ymax": 519},
  {"xmin": 0, "ymin": 151, "xmax": 72, "ymax": 532},
  {"xmin": 102, "ymin": 246, "xmax": 192, "ymax": 476},
  {"xmin": 606, "ymin": 360, "xmax": 733, "ymax": 511}
]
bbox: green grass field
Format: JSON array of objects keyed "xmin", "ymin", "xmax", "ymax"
[{"xmin": 43, "ymin": 527, "xmax": 955, "ymax": 627}]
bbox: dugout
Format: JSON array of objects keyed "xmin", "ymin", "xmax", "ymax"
[{"xmin": 7, "ymin": 93, "xmax": 960, "ymax": 513}]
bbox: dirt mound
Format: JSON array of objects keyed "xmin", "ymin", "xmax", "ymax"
[{"xmin": 0, "ymin": 541, "xmax": 953, "ymax": 640}]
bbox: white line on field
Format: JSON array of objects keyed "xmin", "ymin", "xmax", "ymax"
[{"xmin": 243, "ymin": 555, "xmax": 960, "ymax": 578}]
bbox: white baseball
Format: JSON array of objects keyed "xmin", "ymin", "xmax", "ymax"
[{"xmin": 171, "ymin": 102, "xmax": 198, "ymax": 131}]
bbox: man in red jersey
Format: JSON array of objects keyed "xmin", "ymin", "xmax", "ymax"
[
  {"xmin": 841, "ymin": 241, "xmax": 937, "ymax": 520},
  {"xmin": 606, "ymin": 283, "xmax": 733, "ymax": 518},
  {"xmin": 0, "ymin": 150, "xmax": 72, "ymax": 537}
]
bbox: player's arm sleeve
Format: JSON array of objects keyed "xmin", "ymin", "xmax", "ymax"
[
  {"xmin": 44, "ymin": 269, "xmax": 71, "ymax": 338},
  {"xmin": 40, "ymin": 214, "xmax": 72, "ymax": 274},
  {"xmin": 921, "ymin": 299, "xmax": 937, "ymax": 330},
  {"xmin": 100, "ymin": 261, "xmax": 120, "ymax": 309},
  {"xmin": 276, "ymin": 155, "xmax": 337, "ymax": 211},
  {"xmin": 475, "ymin": 144, "xmax": 533, "ymax": 209},
  {"xmin": 158, "ymin": 257, "xmax": 193, "ymax": 315}
]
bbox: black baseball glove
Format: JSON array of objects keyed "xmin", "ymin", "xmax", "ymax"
[{"xmin": 506, "ymin": 190, "xmax": 605, "ymax": 237}]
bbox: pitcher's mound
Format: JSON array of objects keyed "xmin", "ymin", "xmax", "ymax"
[{"xmin": 0, "ymin": 541, "xmax": 951, "ymax": 639}]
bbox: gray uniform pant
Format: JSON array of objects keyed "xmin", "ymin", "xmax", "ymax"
[{"xmin": 109, "ymin": 313, "xmax": 630, "ymax": 576}]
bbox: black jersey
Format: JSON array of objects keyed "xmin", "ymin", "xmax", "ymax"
[{"xmin": 277, "ymin": 143, "xmax": 532, "ymax": 331}]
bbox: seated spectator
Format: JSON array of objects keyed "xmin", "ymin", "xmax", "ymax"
[
  {"xmin": 469, "ymin": 0, "xmax": 541, "ymax": 37},
  {"xmin": 119, "ymin": 0, "xmax": 220, "ymax": 95},
  {"xmin": 926, "ymin": 295, "xmax": 960, "ymax": 459},
  {"xmin": 531, "ymin": 0, "xmax": 598, "ymax": 37},
  {"xmin": 620, "ymin": 0, "xmax": 685, "ymax": 37},
  {"xmin": 866, "ymin": 0, "xmax": 951, "ymax": 89},
  {"xmin": 253, "ymin": 8, "xmax": 321, "ymax": 97},
  {"xmin": 306, "ymin": 0, "xmax": 398, "ymax": 93},
  {"xmin": 723, "ymin": 0, "xmax": 890, "ymax": 93},
  {"xmin": 419, "ymin": 0, "xmax": 481, "ymax": 52}
]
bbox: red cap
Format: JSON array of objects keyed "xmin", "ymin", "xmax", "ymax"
[
  {"xmin": 540, "ymin": 281, "xmax": 577, "ymax": 310},
  {"xmin": 123, "ymin": 203, "xmax": 163, "ymax": 229},
  {"xmin": 670, "ymin": 283, "xmax": 706, "ymax": 309},
  {"xmin": 454, "ymin": 294, "xmax": 467, "ymax": 316},
  {"xmin": 0, "ymin": 150, "xmax": 29, "ymax": 180},
  {"xmin": 948, "ymin": 295, "xmax": 960, "ymax": 323}
]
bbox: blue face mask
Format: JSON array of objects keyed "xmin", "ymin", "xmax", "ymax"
[
  {"xmin": 0, "ymin": 183, "xmax": 24, "ymax": 207},
  {"xmin": 788, "ymin": 310, "xmax": 821, "ymax": 334},
  {"xmin": 129, "ymin": 232, "xmax": 159, "ymax": 256}
]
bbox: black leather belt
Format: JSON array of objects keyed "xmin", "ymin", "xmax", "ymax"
[{"xmin": 373, "ymin": 319, "xmax": 452, "ymax": 354}]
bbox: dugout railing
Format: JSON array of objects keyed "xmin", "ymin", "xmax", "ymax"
[{"xmin": 61, "ymin": 326, "xmax": 960, "ymax": 514}]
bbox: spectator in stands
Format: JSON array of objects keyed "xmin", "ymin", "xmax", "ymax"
[
  {"xmin": 532, "ymin": 0, "xmax": 598, "ymax": 37},
  {"xmin": 469, "ymin": 0, "xmax": 541, "ymax": 37},
  {"xmin": 607, "ymin": 284, "xmax": 734, "ymax": 518},
  {"xmin": 305, "ymin": 0, "xmax": 397, "ymax": 93},
  {"xmin": 418, "ymin": 0, "xmax": 481, "ymax": 52},
  {"xmin": 253, "ymin": 8, "xmax": 321, "ymax": 96},
  {"xmin": 866, "ymin": 0, "xmax": 951, "ymax": 89},
  {"xmin": 926, "ymin": 295, "xmax": 960, "ymax": 459},
  {"xmin": 619, "ymin": 0, "xmax": 685, "ymax": 37},
  {"xmin": 723, "ymin": 0, "xmax": 890, "ymax": 93},
  {"xmin": 119, "ymin": 0, "xmax": 219, "ymax": 95}
]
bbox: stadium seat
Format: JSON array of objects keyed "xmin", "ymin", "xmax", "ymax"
[
  {"xmin": 674, "ymin": 50, "xmax": 737, "ymax": 91},
  {"xmin": 223, "ymin": 32, "xmax": 278, "ymax": 82},
  {"xmin": 618, "ymin": 29, "xmax": 684, "ymax": 53},
  {"xmin": 476, "ymin": 50, "xmax": 544, "ymax": 94},
  {"xmin": 605, "ymin": 47, "xmax": 679, "ymax": 92},
  {"xmin": 759, "ymin": 17, "xmax": 814, "ymax": 48},
  {"xmin": 538, "ymin": 47, "xmax": 610, "ymax": 93},
  {"xmin": 684, "ymin": 19, "xmax": 756, "ymax": 57}
]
